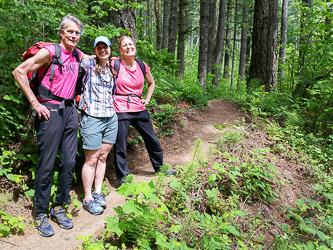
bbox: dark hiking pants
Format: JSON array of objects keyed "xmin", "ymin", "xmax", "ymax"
[
  {"xmin": 114, "ymin": 110, "xmax": 163, "ymax": 185},
  {"xmin": 34, "ymin": 102, "xmax": 78, "ymax": 213}
]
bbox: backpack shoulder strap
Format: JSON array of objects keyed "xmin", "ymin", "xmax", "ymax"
[
  {"xmin": 135, "ymin": 59, "xmax": 146, "ymax": 77},
  {"xmin": 49, "ymin": 44, "xmax": 64, "ymax": 81},
  {"xmin": 114, "ymin": 59, "xmax": 121, "ymax": 78},
  {"xmin": 73, "ymin": 48, "xmax": 80, "ymax": 62}
]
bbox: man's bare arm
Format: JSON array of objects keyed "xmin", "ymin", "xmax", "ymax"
[
  {"xmin": 81, "ymin": 52, "xmax": 95, "ymax": 60},
  {"xmin": 13, "ymin": 48, "xmax": 51, "ymax": 120}
]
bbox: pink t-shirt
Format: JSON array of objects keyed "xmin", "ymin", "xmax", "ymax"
[
  {"xmin": 37, "ymin": 44, "xmax": 82, "ymax": 104},
  {"xmin": 112, "ymin": 59, "xmax": 150, "ymax": 112}
]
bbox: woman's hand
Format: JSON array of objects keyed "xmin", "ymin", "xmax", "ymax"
[{"xmin": 141, "ymin": 98, "xmax": 150, "ymax": 106}]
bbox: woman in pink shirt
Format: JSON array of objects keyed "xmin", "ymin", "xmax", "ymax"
[{"xmin": 113, "ymin": 36, "xmax": 175, "ymax": 187}]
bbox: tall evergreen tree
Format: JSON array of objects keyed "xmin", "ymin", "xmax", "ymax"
[
  {"xmin": 238, "ymin": 2, "xmax": 249, "ymax": 83},
  {"xmin": 168, "ymin": 0, "xmax": 178, "ymax": 54},
  {"xmin": 223, "ymin": 0, "xmax": 232, "ymax": 79},
  {"xmin": 177, "ymin": 0, "xmax": 186, "ymax": 79},
  {"xmin": 207, "ymin": 0, "xmax": 218, "ymax": 75},
  {"xmin": 162, "ymin": 0, "xmax": 170, "ymax": 49},
  {"xmin": 212, "ymin": 0, "xmax": 227, "ymax": 86},
  {"xmin": 155, "ymin": 0, "xmax": 162, "ymax": 50},
  {"xmin": 278, "ymin": 0, "xmax": 288, "ymax": 92},
  {"xmin": 198, "ymin": 0, "xmax": 210, "ymax": 87},
  {"xmin": 107, "ymin": 0, "xmax": 137, "ymax": 41},
  {"xmin": 247, "ymin": 0, "xmax": 278, "ymax": 92},
  {"xmin": 299, "ymin": 0, "xmax": 312, "ymax": 68},
  {"xmin": 230, "ymin": 0, "xmax": 238, "ymax": 90}
]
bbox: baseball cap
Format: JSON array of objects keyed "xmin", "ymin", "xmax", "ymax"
[{"xmin": 94, "ymin": 36, "xmax": 112, "ymax": 47}]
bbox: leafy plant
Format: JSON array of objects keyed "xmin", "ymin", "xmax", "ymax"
[{"xmin": 0, "ymin": 210, "xmax": 25, "ymax": 237}]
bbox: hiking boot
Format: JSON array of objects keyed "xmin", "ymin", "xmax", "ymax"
[
  {"xmin": 50, "ymin": 207, "xmax": 74, "ymax": 229},
  {"xmin": 92, "ymin": 192, "xmax": 107, "ymax": 208},
  {"xmin": 34, "ymin": 213, "xmax": 54, "ymax": 237},
  {"xmin": 166, "ymin": 169, "xmax": 176, "ymax": 176},
  {"xmin": 83, "ymin": 199, "xmax": 104, "ymax": 215}
]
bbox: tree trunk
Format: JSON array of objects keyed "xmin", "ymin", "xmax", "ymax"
[
  {"xmin": 198, "ymin": 0, "xmax": 210, "ymax": 87},
  {"xmin": 294, "ymin": 0, "xmax": 312, "ymax": 97},
  {"xmin": 230, "ymin": 0, "xmax": 238, "ymax": 91},
  {"xmin": 107, "ymin": 0, "xmax": 137, "ymax": 41},
  {"xmin": 238, "ymin": 4, "xmax": 249, "ymax": 83},
  {"xmin": 168, "ymin": 0, "xmax": 178, "ymax": 55},
  {"xmin": 143, "ymin": 1, "xmax": 148, "ymax": 38},
  {"xmin": 162, "ymin": 0, "xmax": 170, "ymax": 49},
  {"xmin": 212, "ymin": 0, "xmax": 227, "ymax": 87},
  {"xmin": 278, "ymin": 0, "xmax": 288, "ymax": 92},
  {"xmin": 299, "ymin": 0, "xmax": 312, "ymax": 67},
  {"xmin": 147, "ymin": 0, "xmax": 152, "ymax": 43},
  {"xmin": 207, "ymin": 0, "xmax": 218, "ymax": 75},
  {"xmin": 177, "ymin": 0, "xmax": 186, "ymax": 79},
  {"xmin": 155, "ymin": 0, "xmax": 162, "ymax": 50},
  {"xmin": 223, "ymin": 0, "xmax": 232, "ymax": 80},
  {"xmin": 245, "ymin": 8, "xmax": 252, "ymax": 78},
  {"xmin": 247, "ymin": 0, "xmax": 278, "ymax": 92}
]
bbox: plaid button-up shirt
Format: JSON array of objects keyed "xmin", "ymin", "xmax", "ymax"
[{"xmin": 79, "ymin": 58, "xmax": 115, "ymax": 117}]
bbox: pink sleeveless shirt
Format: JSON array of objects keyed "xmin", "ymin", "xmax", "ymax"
[
  {"xmin": 37, "ymin": 44, "xmax": 82, "ymax": 104},
  {"xmin": 112, "ymin": 59, "xmax": 150, "ymax": 113}
]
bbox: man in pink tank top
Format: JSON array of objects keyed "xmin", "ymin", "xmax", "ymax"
[{"xmin": 13, "ymin": 14, "xmax": 88, "ymax": 237}]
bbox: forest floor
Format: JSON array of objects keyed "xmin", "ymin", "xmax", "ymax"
[
  {"xmin": 0, "ymin": 99, "xmax": 244, "ymax": 250},
  {"xmin": 0, "ymin": 99, "xmax": 312, "ymax": 249}
]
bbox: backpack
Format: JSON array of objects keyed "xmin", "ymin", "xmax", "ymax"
[
  {"xmin": 113, "ymin": 59, "xmax": 146, "ymax": 103},
  {"xmin": 23, "ymin": 42, "xmax": 80, "ymax": 101},
  {"xmin": 113, "ymin": 58, "xmax": 146, "ymax": 79}
]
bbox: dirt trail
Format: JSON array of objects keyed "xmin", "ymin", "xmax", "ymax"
[{"xmin": 0, "ymin": 99, "xmax": 244, "ymax": 250}]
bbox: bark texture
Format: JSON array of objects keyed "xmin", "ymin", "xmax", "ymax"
[
  {"xmin": 198, "ymin": 0, "xmax": 210, "ymax": 87},
  {"xmin": 278, "ymin": 0, "xmax": 288, "ymax": 90},
  {"xmin": 212, "ymin": 0, "xmax": 227, "ymax": 86},
  {"xmin": 107, "ymin": 0, "xmax": 137, "ymax": 41},
  {"xmin": 155, "ymin": 0, "xmax": 162, "ymax": 50},
  {"xmin": 239, "ymin": 4, "xmax": 249, "ymax": 82},
  {"xmin": 168, "ymin": 0, "xmax": 178, "ymax": 54},
  {"xmin": 162, "ymin": 0, "xmax": 170, "ymax": 49},
  {"xmin": 207, "ymin": 0, "xmax": 218, "ymax": 75},
  {"xmin": 247, "ymin": 0, "xmax": 278, "ymax": 92},
  {"xmin": 230, "ymin": 0, "xmax": 238, "ymax": 90},
  {"xmin": 223, "ymin": 0, "xmax": 232, "ymax": 79},
  {"xmin": 177, "ymin": 0, "xmax": 186, "ymax": 79}
]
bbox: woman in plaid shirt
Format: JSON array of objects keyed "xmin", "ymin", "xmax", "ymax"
[{"xmin": 78, "ymin": 36, "xmax": 118, "ymax": 215}]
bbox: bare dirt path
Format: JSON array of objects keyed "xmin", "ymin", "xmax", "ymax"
[{"xmin": 0, "ymin": 99, "xmax": 244, "ymax": 250}]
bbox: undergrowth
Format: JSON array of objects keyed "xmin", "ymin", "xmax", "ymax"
[{"xmin": 78, "ymin": 110, "xmax": 333, "ymax": 249}]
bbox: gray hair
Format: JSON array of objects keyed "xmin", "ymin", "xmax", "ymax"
[{"xmin": 58, "ymin": 14, "xmax": 83, "ymax": 39}]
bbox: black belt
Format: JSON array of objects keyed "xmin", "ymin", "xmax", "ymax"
[{"xmin": 115, "ymin": 94, "xmax": 141, "ymax": 104}]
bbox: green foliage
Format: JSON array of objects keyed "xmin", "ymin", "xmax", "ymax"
[
  {"xmin": 151, "ymin": 104, "xmax": 178, "ymax": 137},
  {"xmin": 0, "ymin": 210, "xmax": 25, "ymax": 237},
  {"xmin": 271, "ymin": 196, "xmax": 333, "ymax": 249},
  {"xmin": 105, "ymin": 180, "xmax": 169, "ymax": 248},
  {"xmin": 101, "ymin": 181, "xmax": 110, "ymax": 196}
]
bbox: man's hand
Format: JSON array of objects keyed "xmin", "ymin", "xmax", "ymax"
[{"xmin": 33, "ymin": 102, "xmax": 50, "ymax": 120}]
